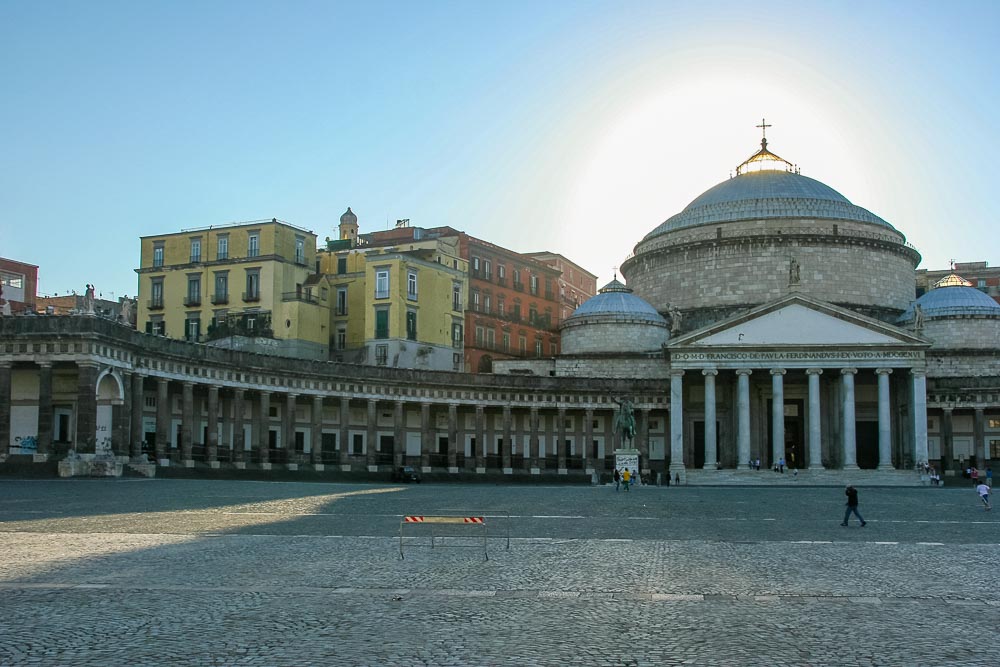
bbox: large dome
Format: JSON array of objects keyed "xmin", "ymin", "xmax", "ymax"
[{"xmin": 644, "ymin": 170, "xmax": 895, "ymax": 238}]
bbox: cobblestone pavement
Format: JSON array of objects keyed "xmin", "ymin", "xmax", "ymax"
[{"xmin": 0, "ymin": 480, "xmax": 997, "ymax": 666}]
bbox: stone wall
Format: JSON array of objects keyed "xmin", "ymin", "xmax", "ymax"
[
  {"xmin": 561, "ymin": 318, "xmax": 669, "ymax": 355},
  {"xmin": 921, "ymin": 316, "xmax": 1000, "ymax": 350}
]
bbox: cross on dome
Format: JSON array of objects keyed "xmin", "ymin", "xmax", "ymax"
[{"xmin": 735, "ymin": 119, "xmax": 800, "ymax": 176}]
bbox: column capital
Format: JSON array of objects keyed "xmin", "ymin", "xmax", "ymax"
[
  {"xmin": 735, "ymin": 368, "xmax": 753, "ymax": 377},
  {"xmin": 942, "ymin": 405, "xmax": 954, "ymax": 414},
  {"xmin": 157, "ymin": 377, "xmax": 170, "ymax": 385},
  {"xmin": 910, "ymin": 368, "xmax": 927, "ymax": 378},
  {"xmin": 557, "ymin": 406, "xmax": 566, "ymax": 415},
  {"xmin": 805, "ymin": 368, "xmax": 823, "ymax": 376},
  {"xmin": 669, "ymin": 369, "xmax": 685, "ymax": 378},
  {"xmin": 37, "ymin": 361, "xmax": 53, "ymax": 369},
  {"xmin": 529, "ymin": 405, "xmax": 539, "ymax": 414},
  {"xmin": 182, "ymin": 380, "xmax": 195, "ymax": 388},
  {"xmin": 286, "ymin": 392, "xmax": 299, "ymax": 399},
  {"xmin": 875, "ymin": 368, "xmax": 894, "ymax": 376},
  {"xmin": 701, "ymin": 368, "xmax": 718, "ymax": 377},
  {"xmin": 395, "ymin": 399, "xmax": 405, "ymax": 407},
  {"xmin": 840, "ymin": 368, "xmax": 858, "ymax": 376},
  {"xmin": 770, "ymin": 368, "xmax": 786, "ymax": 376}
]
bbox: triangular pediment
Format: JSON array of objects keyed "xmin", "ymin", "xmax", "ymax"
[{"xmin": 670, "ymin": 294, "xmax": 927, "ymax": 348}]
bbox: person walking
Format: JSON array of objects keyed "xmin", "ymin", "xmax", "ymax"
[
  {"xmin": 614, "ymin": 468, "xmax": 621, "ymax": 492},
  {"xmin": 622, "ymin": 468, "xmax": 631, "ymax": 492},
  {"xmin": 976, "ymin": 482, "xmax": 992, "ymax": 510},
  {"xmin": 841, "ymin": 485, "xmax": 866, "ymax": 527},
  {"xmin": 971, "ymin": 466, "xmax": 979, "ymax": 488}
]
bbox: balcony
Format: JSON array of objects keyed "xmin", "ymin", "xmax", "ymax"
[
  {"xmin": 497, "ymin": 277, "xmax": 506, "ymax": 287},
  {"xmin": 183, "ymin": 296, "xmax": 202, "ymax": 307},
  {"xmin": 242, "ymin": 292, "xmax": 260, "ymax": 303},
  {"xmin": 211, "ymin": 293, "xmax": 229, "ymax": 305},
  {"xmin": 513, "ymin": 281, "xmax": 524, "ymax": 292},
  {"xmin": 147, "ymin": 299, "xmax": 164, "ymax": 311},
  {"xmin": 281, "ymin": 291, "xmax": 320, "ymax": 304}
]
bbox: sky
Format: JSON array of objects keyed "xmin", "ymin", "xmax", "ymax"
[{"xmin": 2, "ymin": 0, "xmax": 999, "ymax": 300}]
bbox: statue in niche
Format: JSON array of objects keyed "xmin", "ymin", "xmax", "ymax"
[
  {"xmin": 788, "ymin": 258, "xmax": 801, "ymax": 286},
  {"xmin": 667, "ymin": 304, "xmax": 683, "ymax": 334},
  {"xmin": 913, "ymin": 304, "xmax": 924, "ymax": 331}
]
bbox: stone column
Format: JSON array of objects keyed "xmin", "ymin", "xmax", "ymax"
[
  {"xmin": 544, "ymin": 410, "xmax": 554, "ymax": 471},
  {"xmin": 338, "ymin": 397, "xmax": 350, "ymax": 470},
  {"xmin": 232, "ymin": 388, "xmax": 246, "ymax": 467},
  {"xmin": 448, "ymin": 403, "xmax": 458, "ymax": 472},
  {"xmin": 36, "ymin": 362, "xmax": 54, "ymax": 461},
  {"xmin": 770, "ymin": 369, "xmax": 786, "ymax": 469},
  {"xmin": 501, "ymin": 405, "xmax": 512, "ymax": 473},
  {"xmin": 475, "ymin": 405, "xmax": 485, "ymax": 472},
  {"xmin": 393, "ymin": 401, "xmax": 405, "ymax": 468},
  {"xmin": 806, "ymin": 368, "xmax": 823, "ymax": 470},
  {"xmin": 703, "ymin": 370, "xmax": 718, "ymax": 470},
  {"xmin": 912, "ymin": 370, "xmax": 928, "ymax": 467},
  {"xmin": 942, "ymin": 407, "xmax": 954, "ymax": 471},
  {"xmin": 76, "ymin": 362, "xmax": 99, "ymax": 454},
  {"xmin": 584, "ymin": 407, "xmax": 594, "ymax": 472},
  {"xmin": 286, "ymin": 393, "xmax": 299, "ymax": 468},
  {"xmin": 669, "ymin": 370, "xmax": 685, "ymax": 479},
  {"xmin": 841, "ymin": 368, "xmax": 858, "ymax": 470},
  {"xmin": 130, "ymin": 373, "xmax": 144, "ymax": 459},
  {"xmin": 420, "ymin": 403, "xmax": 431, "ymax": 470},
  {"xmin": 219, "ymin": 390, "xmax": 231, "ymax": 461},
  {"xmin": 736, "ymin": 370, "xmax": 752, "ymax": 470},
  {"xmin": 258, "ymin": 390, "xmax": 271, "ymax": 467},
  {"xmin": 529, "ymin": 406, "xmax": 540, "ymax": 473},
  {"xmin": 638, "ymin": 408, "xmax": 650, "ymax": 475},
  {"xmin": 311, "ymin": 395, "xmax": 324, "ymax": 469},
  {"xmin": 207, "ymin": 385, "xmax": 220, "ymax": 467},
  {"xmin": 180, "ymin": 381, "xmax": 194, "ymax": 465},
  {"xmin": 0, "ymin": 362, "xmax": 11, "ymax": 456},
  {"xmin": 367, "ymin": 399, "xmax": 378, "ymax": 471},
  {"xmin": 155, "ymin": 378, "xmax": 169, "ymax": 463},
  {"xmin": 557, "ymin": 407, "xmax": 567, "ymax": 473},
  {"xmin": 876, "ymin": 368, "xmax": 893, "ymax": 470},
  {"xmin": 974, "ymin": 408, "xmax": 985, "ymax": 466}
]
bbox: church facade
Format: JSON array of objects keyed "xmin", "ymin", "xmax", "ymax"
[{"xmin": 2, "ymin": 135, "xmax": 998, "ymax": 482}]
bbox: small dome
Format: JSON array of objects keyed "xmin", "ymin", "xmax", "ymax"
[
  {"xmin": 898, "ymin": 277, "xmax": 1000, "ymax": 323},
  {"xmin": 566, "ymin": 279, "xmax": 667, "ymax": 325},
  {"xmin": 340, "ymin": 207, "xmax": 357, "ymax": 224}
]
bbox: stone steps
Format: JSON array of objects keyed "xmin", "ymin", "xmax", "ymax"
[{"xmin": 680, "ymin": 468, "xmax": 925, "ymax": 487}]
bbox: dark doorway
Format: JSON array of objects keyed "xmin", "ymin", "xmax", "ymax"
[
  {"xmin": 438, "ymin": 436, "xmax": 448, "ymax": 455},
  {"xmin": 856, "ymin": 422, "xmax": 879, "ymax": 469},
  {"xmin": 767, "ymin": 399, "xmax": 805, "ymax": 469}
]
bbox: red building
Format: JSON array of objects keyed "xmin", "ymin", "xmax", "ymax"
[
  {"xmin": 0, "ymin": 257, "xmax": 38, "ymax": 314},
  {"xmin": 524, "ymin": 251, "xmax": 598, "ymax": 323},
  {"xmin": 916, "ymin": 261, "xmax": 1000, "ymax": 304}
]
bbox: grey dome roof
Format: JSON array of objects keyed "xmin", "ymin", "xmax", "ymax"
[
  {"xmin": 644, "ymin": 170, "xmax": 896, "ymax": 238},
  {"xmin": 898, "ymin": 284, "xmax": 1000, "ymax": 323},
  {"xmin": 340, "ymin": 207, "xmax": 357, "ymax": 224},
  {"xmin": 566, "ymin": 279, "xmax": 667, "ymax": 325}
]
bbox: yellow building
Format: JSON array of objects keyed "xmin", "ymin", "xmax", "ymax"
[
  {"xmin": 318, "ymin": 211, "xmax": 468, "ymax": 371},
  {"xmin": 136, "ymin": 219, "xmax": 328, "ymax": 359}
]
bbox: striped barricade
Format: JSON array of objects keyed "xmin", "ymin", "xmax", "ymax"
[{"xmin": 399, "ymin": 514, "xmax": 492, "ymax": 559}]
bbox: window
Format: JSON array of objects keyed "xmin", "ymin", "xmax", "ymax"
[
  {"xmin": 336, "ymin": 287, "xmax": 348, "ymax": 315},
  {"xmin": 486, "ymin": 328, "xmax": 495, "ymax": 349},
  {"xmin": 407, "ymin": 270, "xmax": 418, "ymax": 299},
  {"xmin": 295, "ymin": 236, "xmax": 305, "ymax": 264},
  {"xmin": 336, "ymin": 327, "xmax": 346, "ymax": 350},
  {"xmin": 217, "ymin": 235, "xmax": 229, "ymax": 260},
  {"xmin": 550, "ymin": 341, "xmax": 557, "ymax": 355},
  {"xmin": 185, "ymin": 316, "xmax": 200, "ymax": 342},
  {"xmin": 453, "ymin": 353, "xmax": 461, "ymax": 371},
  {"xmin": 190, "ymin": 238, "xmax": 202, "ymax": 263},
  {"xmin": 498, "ymin": 265, "xmax": 506, "ymax": 279},
  {"xmin": 475, "ymin": 326, "xmax": 485, "ymax": 346},
  {"xmin": 185, "ymin": 276, "xmax": 201, "ymax": 306},
  {"xmin": 248, "ymin": 232, "xmax": 260, "ymax": 258},
  {"xmin": 337, "ymin": 257, "xmax": 347, "ymax": 274},
  {"xmin": 484, "ymin": 260, "xmax": 492, "ymax": 280},
  {"xmin": 353, "ymin": 433, "xmax": 364, "ymax": 454},
  {"xmin": 375, "ymin": 308, "xmax": 389, "ymax": 339},
  {"xmin": 213, "ymin": 273, "xmax": 228, "ymax": 304},
  {"xmin": 472, "ymin": 257, "xmax": 480, "ymax": 273},
  {"xmin": 519, "ymin": 334, "xmax": 527, "ymax": 354},
  {"xmin": 472, "ymin": 290, "xmax": 480, "ymax": 312},
  {"xmin": 375, "ymin": 269, "xmax": 389, "ymax": 299},
  {"xmin": 529, "ymin": 305, "xmax": 537, "ymax": 324},
  {"xmin": 375, "ymin": 344, "xmax": 388, "ymax": 366},
  {"xmin": 452, "ymin": 323, "xmax": 463, "ymax": 348},
  {"xmin": 513, "ymin": 303, "xmax": 521, "ymax": 321},
  {"xmin": 530, "ymin": 275, "xmax": 538, "ymax": 295},
  {"xmin": 152, "ymin": 243, "xmax": 164, "ymax": 268},
  {"xmin": 989, "ymin": 419, "xmax": 1000, "ymax": 429},
  {"xmin": 498, "ymin": 296, "xmax": 505, "ymax": 316},
  {"xmin": 484, "ymin": 295, "xmax": 491, "ymax": 314},
  {"xmin": 535, "ymin": 339, "xmax": 542, "ymax": 357},
  {"xmin": 513, "ymin": 269, "xmax": 521, "ymax": 289},
  {"xmin": 145, "ymin": 281, "xmax": 163, "ymax": 314},
  {"xmin": 406, "ymin": 310, "xmax": 417, "ymax": 341},
  {"xmin": 503, "ymin": 332, "xmax": 510, "ymax": 352},
  {"xmin": 452, "ymin": 283, "xmax": 462, "ymax": 311},
  {"xmin": 244, "ymin": 270, "xmax": 260, "ymax": 301},
  {"xmin": 149, "ymin": 318, "xmax": 166, "ymax": 336},
  {"xmin": 991, "ymin": 440, "xmax": 1000, "ymax": 458}
]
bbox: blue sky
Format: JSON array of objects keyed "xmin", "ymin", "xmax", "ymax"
[{"xmin": 2, "ymin": 1, "xmax": 999, "ymax": 300}]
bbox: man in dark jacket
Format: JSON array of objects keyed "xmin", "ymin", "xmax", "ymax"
[{"xmin": 842, "ymin": 485, "xmax": 866, "ymax": 527}]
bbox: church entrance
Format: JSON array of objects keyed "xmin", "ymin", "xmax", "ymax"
[
  {"xmin": 767, "ymin": 399, "xmax": 804, "ymax": 469},
  {"xmin": 692, "ymin": 421, "xmax": 720, "ymax": 469},
  {"xmin": 856, "ymin": 421, "xmax": 879, "ymax": 469}
]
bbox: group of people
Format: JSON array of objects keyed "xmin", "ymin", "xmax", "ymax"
[{"xmin": 613, "ymin": 468, "xmax": 639, "ymax": 492}]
